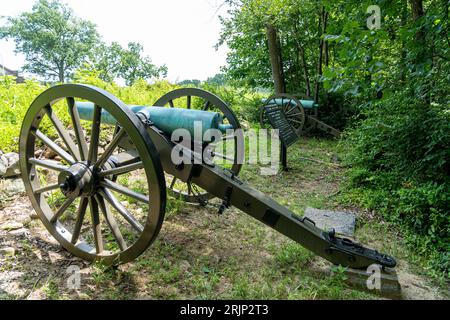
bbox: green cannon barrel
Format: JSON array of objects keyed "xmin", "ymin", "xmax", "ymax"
[
  {"xmin": 263, "ymin": 98, "xmax": 319, "ymax": 109},
  {"xmin": 75, "ymin": 102, "xmax": 234, "ymax": 137}
]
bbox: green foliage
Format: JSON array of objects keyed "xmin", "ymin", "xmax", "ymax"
[
  {"xmin": 220, "ymin": 0, "xmax": 449, "ymax": 277},
  {"xmin": 93, "ymin": 42, "xmax": 168, "ymax": 85},
  {"xmin": 343, "ymin": 92, "xmax": 450, "ymax": 277},
  {"xmin": 0, "ymin": 76, "xmax": 48, "ymax": 152},
  {"xmin": 200, "ymin": 82, "xmax": 266, "ymax": 125},
  {"xmin": 219, "ymin": 0, "xmax": 305, "ymax": 90},
  {"xmin": 177, "ymin": 79, "xmax": 202, "ymax": 86},
  {"xmin": 0, "ymin": 73, "xmax": 179, "ymax": 153},
  {"xmin": 275, "ymin": 243, "xmax": 314, "ymax": 270},
  {"xmin": 168, "ymin": 76, "xmax": 266, "ymax": 126},
  {"xmin": 205, "ymin": 73, "xmax": 227, "ymax": 86},
  {"xmin": 0, "ymin": 0, "xmax": 100, "ymax": 82},
  {"xmin": 73, "ymin": 68, "xmax": 177, "ymax": 105}
]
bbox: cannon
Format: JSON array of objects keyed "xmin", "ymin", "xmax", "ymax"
[
  {"xmin": 260, "ymin": 94, "xmax": 342, "ymax": 170},
  {"xmin": 19, "ymin": 84, "xmax": 396, "ymax": 269},
  {"xmin": 260, "ymin": 94, "xmax": 341, "ymax": 138}
]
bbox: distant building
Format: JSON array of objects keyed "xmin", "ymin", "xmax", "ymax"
[{"xmin": 0, "ymin": 64, "xmax": 25, "ymax": 83}]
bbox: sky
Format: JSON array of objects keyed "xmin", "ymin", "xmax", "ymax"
[{"xmin": 0, "ymin": 0, "xmax": 230, "ymax": 82}]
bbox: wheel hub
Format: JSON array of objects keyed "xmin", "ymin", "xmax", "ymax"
[{"xmin": 58, "ymin": 162, "xmax": 95, "ymax": 198}]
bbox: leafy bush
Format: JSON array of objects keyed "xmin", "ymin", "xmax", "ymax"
[
  {"xmin": 0, "ymin": 76, "xmax": 48, "ymax": 152},
  {"xmin": 0, "ymin": 70, "xmax": 267, "ymax": 155},
  {"xmin": 0, "ymin": 73, "xmax": 180, "ymax": 153},
  {"xmin": 343, "ymin": 91, "xmax": 450, "ymax": 277},
  {"xmin": 200, "ymin": 83, "xmax": 265, "ymax": 127}
]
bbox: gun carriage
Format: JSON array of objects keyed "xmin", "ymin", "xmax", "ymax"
[
  {"xmin": 19, "ymin": 84, "xmax": 395, "ymax": 269},
  {"xmin": 260, "ymin": 94, "xmax": 341, "ymax": 170},
  {"xmin": 260, "ymin": 94, "xmax": 341, "ymax": 138}
]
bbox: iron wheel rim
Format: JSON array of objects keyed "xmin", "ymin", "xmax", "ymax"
[{"xmin": 19, "ymin": 84, "xmax": 166, "ymax": 265}]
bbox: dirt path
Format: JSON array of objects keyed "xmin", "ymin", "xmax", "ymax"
[{"xmin": 0, "ymin": 139, "xmax": 448, "ymax": 300}]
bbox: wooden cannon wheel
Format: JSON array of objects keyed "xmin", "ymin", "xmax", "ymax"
[
  {"xmin": 19, "ymin": 84, "xmax": 167, "ymax": 265},
  {"xmin": 260, "ymin": 94, "xmax": 306, "ymax": 136},
  {"xmin": 154, "ymin": 88, "xmax": 243, "ymax": 204}
]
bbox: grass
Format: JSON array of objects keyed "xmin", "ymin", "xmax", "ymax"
[{"xmin": 0, "ymin": 137, "xmax": 448, "ymax": 300}]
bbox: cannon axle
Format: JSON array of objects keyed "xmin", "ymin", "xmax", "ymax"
[{"xmin": 57, "ymin": 162, "xmax": 94, "ymax": 198}]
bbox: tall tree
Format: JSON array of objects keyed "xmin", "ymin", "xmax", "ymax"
[
  {"xmin": 93, "ymin": 42, "xmax": 167, "ymax": 85},
  {"xmin": 92, "ymin": 42, "xmax": 123, "ymax": 82},
  {"xmin": 0, "ymin": 0, "xmax": 100, "ymax": 82},
  {"xmin": 219, "ymin": 0, "xmax": 324, "ymax": 95},
  {"xmin": 314, "ymin": 6, "xmax": 328, "ymax": 102},
  {"xmin": 266, "ymin": 24, "xmax": 286, "ymax": 93},
  {"xmin": 118, "ymin": 42, "xmax": 167, "ymax": 86}
]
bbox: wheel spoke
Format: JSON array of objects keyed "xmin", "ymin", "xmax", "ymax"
[
  {"xmin": 67, "ymin": 97, "xmax": 89, "ymax": 161},
  {"xmin": 89, "ymin": 197, "xmax": 103, "ymax": 254},
  {"xmin": 285, "ymin": 105, "xmax": 298, "ymax": 115},
  {"xmin": 288, "ymin": 118, "xmax": 303, "ymax": 124},
  {"xmin": 50, "ymin": 196, "xmax": 76, "ymax": 223},
  {"xmin": 88, "ymin": 104, "xmax": 102, "ymax": 163},
  {"xmin": 98, "ymin": 161, "xmax": 144, "ymax": 178},
  {"xmin": 28, "ymin": 158, "xmax": 68, "ymax": 172},
  {"xmin": 99, "ymin": 188, "xmax": 144, "ymax": 233},
  {"xmin": 95, "ymin": 127, "xmax": 126, "ymax": 169},
  {"xmin": 169, "ymin": 100, "xmax": 174, "ymax": 108},
  {"xmin": 71, "ymin": 197, "xmax": 89, "ymax": 244},
  {"xmin": 45, "ymin": 105, "xmax": 80, "ymax": 161},
  {"xmin": 288, "ymin": 112, "xmax": 303, "ymax": 117},
  {"xmin": 169, "ymin": 176, "xmax": 177, "ymax": 189},
  {"xmin": 34, "ymin": 130, "xmax": 75, "ymax": 164},
  {"xmin": 187, "ymin": 96, "xmax": 191, "ymax": 109},
  {"xmin": 213, "ymin": 152, "xmax": 235, "ymax": 162},
  {"xmin": 95, "ymin": 195, "xmax": 127, "ymax": 251},
  {"xmin": 34, "ymin": 184, "xmax": 60, "ymax": 194},
  {"xmin": 100, "ymin": 179, "xmax": 149, "ymax": 204},
  {"xmin": 202, "ymin": 101, "xmax": 210, "ymax": 110}
]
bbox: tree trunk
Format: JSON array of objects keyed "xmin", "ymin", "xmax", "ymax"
[
  {"xmin": 410, "ymin": 0, "xmax": 425, "ymax": 53},
  {"xmin": 298, "ymin": 44, "xmax": 311, "ymax": 97},
  {"xmin": 399, "ymin": 2, "xmax": 408, "ymax": 83},
  {"xmin": 266, "ymin": 25, "xmax": 286, "ymax": 94},
  {"xmin": 293, "ymin": 22, "xmax": 311, "ymax": 97},
  {"xmin": 410, "ymin": 0, "xmax": 424, "ymax": 22},
  {"xmin": 58, "ymin": 68, "xmax": 65, "ymax": 83},
  {"xmin": 409, "ymin": 0, "xmax": 429, "ymax": 103},
  {"xmin": 278, "ymin": 35, "xmax": 287, "ymax": 92},
  {"xmin": 314, "ymin": 7, "xmax": 328, "ymax": 102}
]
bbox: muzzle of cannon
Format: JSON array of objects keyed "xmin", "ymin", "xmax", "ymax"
[{"xmin": 19, "ymin": 84, "xmax": 396, "ymax": 269}]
